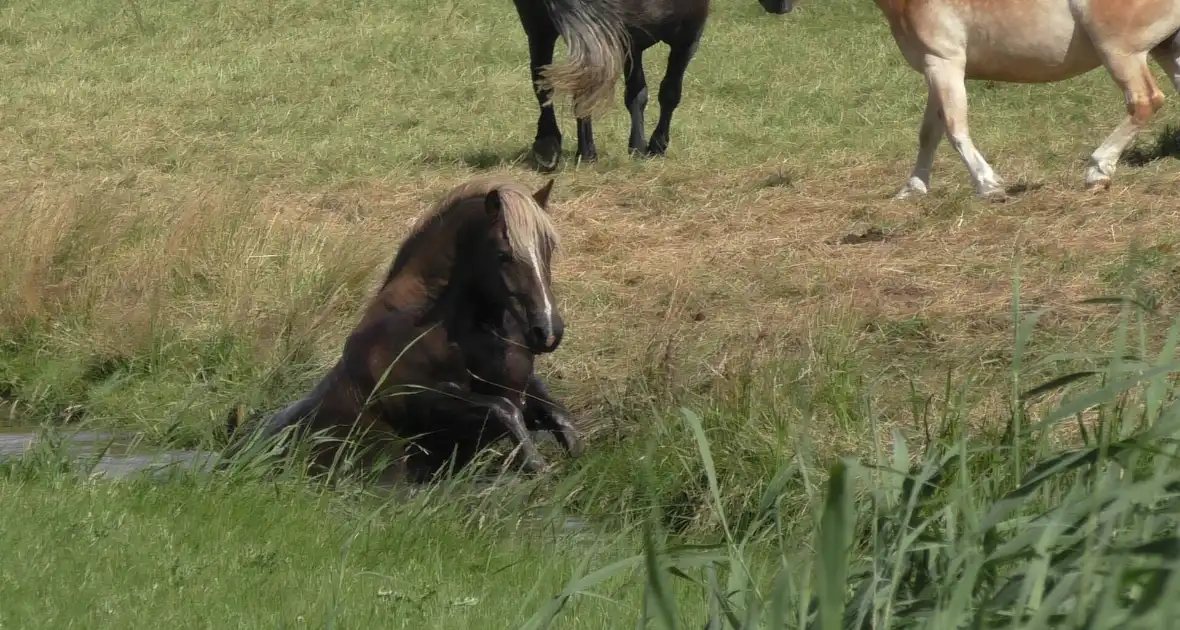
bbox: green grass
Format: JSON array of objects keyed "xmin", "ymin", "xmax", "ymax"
[
  {"xmin": 5, "ymin": 296, "xmax": 1180, "ymax": 628},
  {"xmin": 3, "ymin": 0, "xmax": 1180, "ymax": 626},
  {"xmin": 0, "ymin": 463, "xmax": 650, "ymax": 628}
]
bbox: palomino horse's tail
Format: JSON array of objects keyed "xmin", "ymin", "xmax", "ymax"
[{"xmin": 537, "ymin": 0, "xmax": 630, "ymax": 119}]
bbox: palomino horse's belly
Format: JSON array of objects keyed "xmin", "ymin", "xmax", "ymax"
[
  {"xmin": 887, "ymin": 0, "xmax": 1100, "ymax": 80},
  {"xmin": 953, "ymin": 1, "xmax": 1102, "ymax": 81},
  {"xmin": 962, "ymin": 24, "xmax": 1103, "ymax": 82}
]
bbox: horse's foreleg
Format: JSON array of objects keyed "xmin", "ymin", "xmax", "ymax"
[
  {"xmin": 515, "ymin": 1, "xmax": 563, "ymax": 172},
  {"xmin": 523, "ymin": 374, "xmax": 584, "ymax": 457},
  {"xmin": 894, "ymin": 91, "xmax": 944, "ymax": 199},
  {"xmin": 1085, "ymin": 52, "xmax": 1166, "ymax": 191},
  {"xmin": 924, "ymin": 56, "xmax": 1006, "ymax": 199},
  {"xmin": 624, "ymin": 47, "xmax": 649, "ymax": 155},
  {"xmin": 430, "ymin": 382, "xmax": 550, "ymax": 473},
  {"xmin": 647, "ymin": 34, "xmax": 701, "ymax": 156}
]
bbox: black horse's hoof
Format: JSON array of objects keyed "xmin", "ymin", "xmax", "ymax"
[
  {"xmin": 645, "ymin": 136, "xmax": 669, "ymax": 157},
  {"xmin": 575, "ymin": 149, "xmax": 598, "ymax": 165},
  {"xmin": 531, "ymin": 137, "xmax": 562, "ymax": 173}
]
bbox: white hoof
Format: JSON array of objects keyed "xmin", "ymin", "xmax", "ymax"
[
  {"xmin": 893, "ymin": 177, "xmax": 929, "ymax": 200},
  {"xmin": 1084, "ymin": 164, "xmax": 1113, "ymax": 191},
  {"xmin": 975, "ymin": 176, "xmax": 1006, "ymax": 200}
]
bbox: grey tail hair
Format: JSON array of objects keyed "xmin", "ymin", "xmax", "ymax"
[{"xmin": 536, "ymin": 0, "xmax": 630, "ymax": 119}]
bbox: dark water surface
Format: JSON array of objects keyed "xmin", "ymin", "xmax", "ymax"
[
  {"xmin": 0, "ymin": 424, "xmax": 591, "ymax": 532},
  {"xmin": 0, "ymin": 426, "xmax": 223, "ymax": 479}
]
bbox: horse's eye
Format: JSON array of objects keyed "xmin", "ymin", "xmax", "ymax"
[{"xmin": 498, "ymin": 251, "xmax": 514, "ymax": 264}]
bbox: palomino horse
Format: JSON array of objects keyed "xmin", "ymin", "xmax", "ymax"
[
  {"xmin": 872, "ymin": 0, "xmax": 1180, "ymax": 200},
  {"xmin": 518, "ymin": 0, "xmax": 794, "ymax": 172},
  {"xmin": 225, "ymin": 177, "xmax": 581, "ymax": 481}
]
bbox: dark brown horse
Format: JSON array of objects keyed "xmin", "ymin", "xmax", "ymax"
[
  {"xmin": 224, "ymin": 176, "xmax": 581, "ymax": 482},
  {"xmin": 408, "ymin": 306, "xmax": 585, "ymax": 478},
  {"xmin": 518, "ymin": 0, "xmax": 794, "ymax": 171}
]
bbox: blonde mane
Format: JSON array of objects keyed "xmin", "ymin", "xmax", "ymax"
[{"xmin": 409, "ymin": 175, "xmax": 561, "ymax": 261}]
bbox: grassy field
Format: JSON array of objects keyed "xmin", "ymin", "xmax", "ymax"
[{"xmin": 3, "ymin": 0, "xmax": 1180, "ymax": 627}]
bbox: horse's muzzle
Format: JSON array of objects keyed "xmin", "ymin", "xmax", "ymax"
[
  {"xmin": 535, "ymin": 325, "xmax": 566, "ymax": 356},
  {"xmin": 529, "ymin": 319, "xmax": 564, "ymax": 354}
]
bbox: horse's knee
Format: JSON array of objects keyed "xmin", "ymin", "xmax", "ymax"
[
  {"xmin": 1150, "ymin": 88, "xmax": 1166, "ymax": 113},
  {"xmin": 1126, "ymin": 93, "xmax": 1156, "ymax": 123}
]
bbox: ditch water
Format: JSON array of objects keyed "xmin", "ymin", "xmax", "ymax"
[
  {"xmin": 0, "ymin": 426, "xmax": 222, "ymax": 479},
  {"xmin": 0, "ymin": 424, "xmax": 592, "ymax": 533}
]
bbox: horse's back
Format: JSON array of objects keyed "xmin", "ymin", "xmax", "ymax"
[
  {"xmin": 623, "ymin": 0, "xmax": 708, "ymax": 31},
  {"xmin": 886, "ymin": 0, "xmax": 1180, "ymax": 81}
]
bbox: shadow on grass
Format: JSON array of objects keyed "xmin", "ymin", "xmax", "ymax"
[
  {"xmin": 415, "ymin": 146, "xmax": 532, "ymax": 171},
  {"xmin": 1120, "ymin": 124, "xmax": 1180, "ymax": 167}
]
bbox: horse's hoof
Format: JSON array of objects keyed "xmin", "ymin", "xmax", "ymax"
[
  {"xmin": 976, "ymin": 179, "xmax": 1007, "ymax": 201},
  {"xmin": 575, "ymin": 150, "xmax": 598, "ymax": 165},
  {"xmin": 523, "ymin": 455, "xmax": 551, "ymax": 474},
  {"xmin": 563, "ymin": 434, "xmax": 585, "ymax": 458},
  {"xmin": 1084, "ymin": 163, "xmax": 1114, "ymax": 192},
  {"xmin": 1085, "ymin": 179, "xmax": 1112, "ymax": 194},
  {"xmin": 646, "ymin": 137, "xmax": 668, "ymax": 157},
  {"xmin": 555, "ymin": 420, "xmax": 584, "ymax": 458},
  {"xmin": 531, "ymin": 138, "xmax": 562, "ymax": 173},
  {"xmin": 893, "ymin": 177, "xmax": 928, "ymax": 200},
  {"xmin": 979, "ymin": 187, "xmax": 1009, "ymax": 203}
]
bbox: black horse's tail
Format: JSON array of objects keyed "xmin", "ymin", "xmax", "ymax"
[{"xmin": 536, "ymin": 0, "xmax": 630, "ymax": 119}]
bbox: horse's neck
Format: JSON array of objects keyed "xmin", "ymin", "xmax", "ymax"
[
  {"xmin": 357, "ymin": 225, "xmax": 463, "ymax": 328},
  {"xmin": 357, "ymin": 240, "xmax": 494, "ymax": 336},
  {"xmin": 431, "ymin": 278, "xmax": 499, "ymax": 334},
  {"xmin": 356, "ymin": 274, "xmax": 431, "ymax": 330}
]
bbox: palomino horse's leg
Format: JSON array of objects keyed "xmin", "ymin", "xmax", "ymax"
[
  {"xmin": 648, "ymin": 35, "xmax": 701, "ymax": 156},
  {"xmin": 1084, "ymin": 52, "xmax": 1167, "ymax": 190},
  {"xmin": 624, "ymin": 46, "xmax": 649, "ymax": 155},
  {"xmin": 894, "ymin": 91, "xmax": 945, "ymax": 200},
  {"xmin": 923, "ymin": 56, "xmax": 1006, "ymax": 198}
]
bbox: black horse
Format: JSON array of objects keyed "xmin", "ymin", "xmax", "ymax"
[
  {"xmin": 223, "ymin": 176, "xmax": 581, "ymax": 482},
  {"xmin": 521, "ymin": 0, "xmax": 795, "ymax": 171}
]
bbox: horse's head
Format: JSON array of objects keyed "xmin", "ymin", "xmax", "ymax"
[
  {"xmin": 758, "ymin": 0, "xmax": 794, "ymax": 14},
  {"xmin": 475, "ymin": 179, "xmax": 564, "ymax": 354}
]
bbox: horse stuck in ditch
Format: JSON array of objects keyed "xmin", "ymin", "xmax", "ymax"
[
  {"xmin": 223, "ymin": 176, "xmax": 583, "ymax": 483},
  {"xmin": 870, "ymin": 0, "xmax": 1180, "ymax": 200}
]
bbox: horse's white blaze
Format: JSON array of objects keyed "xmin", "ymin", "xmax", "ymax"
[{"xmin": 526, "ymin": 244, "xmax": 555, "ymax": 340}]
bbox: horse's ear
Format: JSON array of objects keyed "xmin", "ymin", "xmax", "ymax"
[
  {"xmin": 484, "ymin": 190, "xmax": 503, "ymax": 220},
  {"xmin": 533, "ymin": 178, "xmax": 555, "ymax": 210}
]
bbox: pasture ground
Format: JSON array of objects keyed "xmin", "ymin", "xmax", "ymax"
[{"xmin": 2, "ymin": 0, "xmax": 1180, "ymax": 627}]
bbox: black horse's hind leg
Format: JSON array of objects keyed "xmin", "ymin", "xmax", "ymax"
[
  {"xmin": 575, "ymin": 117, "xmax": 597, "ymax": 164},
  {"xmin": 514, "ymin": 0, "xmax": 563, "ymax": 172},
  {"xmin": 648, "ymin": 32, "xmax": 702, "ymax": 156},
  {"xmin": 624, "ymin": 46, "xmax": 650, "ymax": 155},
  {"xmin": 523, "ymin": 375, "xmax": 583, "ymax": 457}
]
